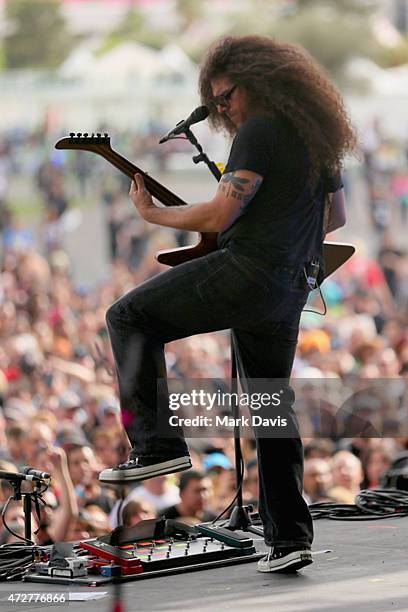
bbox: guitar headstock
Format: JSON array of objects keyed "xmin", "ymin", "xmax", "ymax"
[{"xmin": 55, "ymin": 132, "xmax": 112, "ymax": 153}]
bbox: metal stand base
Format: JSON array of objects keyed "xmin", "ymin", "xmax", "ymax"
[{"xmin": 227, "ymin": 506, "xmax": 264, "ymax": 537}]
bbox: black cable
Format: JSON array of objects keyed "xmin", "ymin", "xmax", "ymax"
[
  {"xmin": 0, "ymin": 542, "xmax": 50, "ymax": 581},
  {"xmin": 0, "ymin": 479, "xmax": 52, "ymax": 580},
  {"xmin": 210, "ymin": 452, "xmax": 245, "ymax": 524},
  {"xmin": 0, "ymin": 542, "xmax": 52, "ymax": 578},
  {"xmin": 1, "ymin": 488, "xmax": 48, "ymax": 546},
  {"xmin": 301, "ymin": 270, "xmax": 327, "ymax": 316},
  {"xmin": 309, "ymin": 488, "xmax": 408, "ymax": 521},
  {"xmin": 1, "ymin": 498, "xmax": 34, "ymax": 546}
]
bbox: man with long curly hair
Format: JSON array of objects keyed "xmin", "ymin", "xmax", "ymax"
[{"xmin": 99, "ymin": 35, "xmax": 357, "ymax": 572}]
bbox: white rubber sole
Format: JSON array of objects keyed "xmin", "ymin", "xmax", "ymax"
[
  {"xmin": 257, "ymin": 549, "xmax": 313, "ymax": 573},
  {"xmin": 98, "ymin": 456, "xmax": 192, "ymax": 484}
]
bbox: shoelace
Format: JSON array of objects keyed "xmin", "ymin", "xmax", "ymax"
[
  {"xmin": 116, "ymin": 458, "xmax": 138, "ymax": 469},
  {"xmin": 266, "ymin": 547, "xmax": 284, "ymax": 561}
]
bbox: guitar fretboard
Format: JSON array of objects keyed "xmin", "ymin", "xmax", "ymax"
[{"xmin": 97, "ymin": 148, "xmax": 187, "ymax": 208}]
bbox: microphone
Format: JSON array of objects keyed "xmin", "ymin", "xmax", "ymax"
[
  {"xmin": 0, "ymin": 470, "xmax": 42, "ymax": 483},
  {"xmin": 0, "ymin": 467, "xmax": 51, "ymax": 483},
  {"xmin": 21, "ymin": 466, "xmax": 51, "ymax": 481},
  {"xmin": 159, "ymin": 105, "xmax": 209, "ymax": 144}
]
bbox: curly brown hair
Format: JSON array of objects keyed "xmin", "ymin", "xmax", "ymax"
[{"xmin": 199, "ymin": 35, "xmax": 357, "ymax": 186}]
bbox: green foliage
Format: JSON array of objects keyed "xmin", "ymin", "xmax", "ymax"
[
  {"xmin": 220, "ymin": 0, "xmax": 383, "ymax": 87},
  {"xmin": 4, "ymin": 0, "xmax": 74, "ymax": 70},
  {"xmin": 97, "ymin": 7, "xmax": 171, "ymax": 55},
  {"xmin": 376, "ymin": 36, "xmax": 408, "ymax": 68},
  {"xmin": 270, "ymin": 7, "xmax": 381, "ymax": 80},
  {"xmin": 111, "ymin": 6, "xmax": 146, "ymax": 39},
  {"xmin": 296, "ymin": 0, "xmax": 374, "ymax": 11},
  {"xmin": 0, "ymin": 45, "xmax": 5, "ymax": 72},
  {"xmin": 176, "ymin": 0, "xmax": 203, "ymax": 26}
]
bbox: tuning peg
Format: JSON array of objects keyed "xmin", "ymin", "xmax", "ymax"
[
  {"xmin": 91, "ymin": 133, "xmax": 95, "ymax": 138},
  {"xmin": 83, "ymin": 132, "xmax": 89, "ymax": 138},
  {"xmin": 97, "ymin": 133, "xmax": 101, "ymax": 138},
  {"xmin": 69, "ymin": 132, "xmax": 75, "ymax": 138},
  {"xmin": 104, "ymin": 133, "xmax": 109, "ymax": 138}
]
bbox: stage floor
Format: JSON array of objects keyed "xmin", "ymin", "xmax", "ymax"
[{"xmin": 1, "ymin": 517, "xmax": 407, "ymax": 612}]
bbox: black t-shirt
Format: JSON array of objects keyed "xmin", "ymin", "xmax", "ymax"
[
  {"xmin": 161, "ymin": 505, "xmax": 181, "ymax": 520},
  {"xmin": 218, "ymin": 115, "xmax": 342, "ymax": 272}
]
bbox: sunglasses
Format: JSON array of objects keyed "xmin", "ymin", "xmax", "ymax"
[{"xmin": 210, "ymin": 85, "xmax": 237, "ymax": 109}]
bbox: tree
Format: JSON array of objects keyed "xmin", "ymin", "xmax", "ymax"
[
  {"xmin": 268, "ymin": 4, "xmax": 381, "ymax": 84},
  {"xmin": 98, "ymin": 6, "xmax": 172, "ymax": 55},
  {"xmin": 3, "ymin": 0, "xmax": 74, "ymax": 70},
  {"xmin": 176, "ymin": 0, "xmax": 204, "ymax": 28},
  {"xmin": 222, "ymin": 0, "xmax": 391, "ymax": 87}
]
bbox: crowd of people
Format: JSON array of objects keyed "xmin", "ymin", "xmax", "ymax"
[
  {"xmin": 0, "ymin": 117, "xmax": 407, "ymax": 545},
  {"xmin": 362, "ymin": 117, "xmax": 408, "ymax": 234}
]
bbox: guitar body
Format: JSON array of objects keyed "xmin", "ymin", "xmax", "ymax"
[
  {"xmin": 323, "ymin": 241, "xmax": 355, "ymax": 279},
  {"xmin": 157, "ymin": 235, "xmax": 355, "ymax": 279},
  {"xmin": 156, "ymin": 232, "xmax": 218, "ymax": 266},
  {"xmin": 55, "ymin": 133, "xmax": 355, "ymax": 279}
]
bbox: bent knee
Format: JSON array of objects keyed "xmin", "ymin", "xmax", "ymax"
[
  {"xmin": 105, "ymin": 301, "xmax": 123, "ymax": 328},
  {"xmin": 105, "ymin": 296, "xmax": 146, "ymax": 330}
]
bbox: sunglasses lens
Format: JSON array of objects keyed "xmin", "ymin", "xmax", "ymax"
[{"xmin": 212, "ymin": 86, "xmax": 235, "ymax": 109}]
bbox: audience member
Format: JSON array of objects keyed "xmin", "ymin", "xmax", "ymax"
[{"xmin": 161, "ymin": 471, "xmax": 216, "ymax": 523}]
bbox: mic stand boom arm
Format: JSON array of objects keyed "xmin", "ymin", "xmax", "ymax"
[{"xmin": 183, "ymin": 127, "xmax": 222, "ymax": 182}]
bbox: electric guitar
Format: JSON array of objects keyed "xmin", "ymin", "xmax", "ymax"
[{"xmin": 55, "ymin": 133, "xmax": 355, "ymax": 277}]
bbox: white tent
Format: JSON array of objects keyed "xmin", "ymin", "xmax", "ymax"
[
  {"xmin": 90, "ymin": 42, "xmax": 173, "ymax": 82},
  {"xmin": 59, "ymin": 41, "xmax": 197, "ymax": 84},
  {"xmin": 58, "ymin": 41, "xmax": 99, "ymax": 79},
  {"xmin": 159, "ymin": 43, "xmax": 197, "ymax": 77},
  {"xmin": 346, "ymin": 57, "xmax": 408, "ymax": 96}
]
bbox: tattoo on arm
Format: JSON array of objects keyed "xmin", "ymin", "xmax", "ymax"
[{"xmin": 219, "ymin": 172, "xmax": 262, "ymax": 211}]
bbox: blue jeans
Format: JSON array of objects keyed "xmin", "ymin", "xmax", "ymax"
[{"xmin": 106, "ymin": 247, "xmax": 314, "ymax": 548}]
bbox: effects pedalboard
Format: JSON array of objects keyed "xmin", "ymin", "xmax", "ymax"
[{"xmin": 25, "ymin": 519, "xmax": 261, "ymax": 585}]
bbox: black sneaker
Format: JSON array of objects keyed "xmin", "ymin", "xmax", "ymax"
[
  {"xmin": 98, "ymin": 455, "xmax": 192, "ymax": 484},
  {"xmin": 257, "ymin": 546, "xmax": 313, "ymax": 573}
]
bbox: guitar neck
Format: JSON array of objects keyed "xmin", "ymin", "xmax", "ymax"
[{"xmin": 99, "ymin": 148, "xmax": 187, "ymax": 208}]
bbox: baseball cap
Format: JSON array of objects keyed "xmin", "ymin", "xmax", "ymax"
[
  {"xmin": 59, "ymin": 390, "xmax": 81, "ymax": 410},
  {"xmin": 97, "ymin": 396, "xmax": 120, "ymax": 418},
  {"xmin": 203, "ymin": 452, "xmax": 232, "ymax": 471}
]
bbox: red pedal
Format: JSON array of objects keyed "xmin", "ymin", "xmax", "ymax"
[{"xmin": 80, "ymin": 541, "xmax": 143, "ymax": 571}]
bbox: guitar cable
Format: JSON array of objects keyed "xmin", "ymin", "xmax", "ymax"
[{"xmin": 301, "ymin": 267, "xmax": 327, "ymax": 316}]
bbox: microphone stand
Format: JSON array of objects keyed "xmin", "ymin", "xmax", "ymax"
[
  {"xmin": 168, "ymin": 127, "xmax": 263, "ymax": 537},
  {"xmin": 2, "ymin": 477, "xmax": 44, "ymax": 543},
  {"xmin": 23, "ymin": 490, "xmax": 33, "ymax": 542},
  {"xmin": 184, "ymin": 127, "xmax": 221, "ymax": 181}
]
